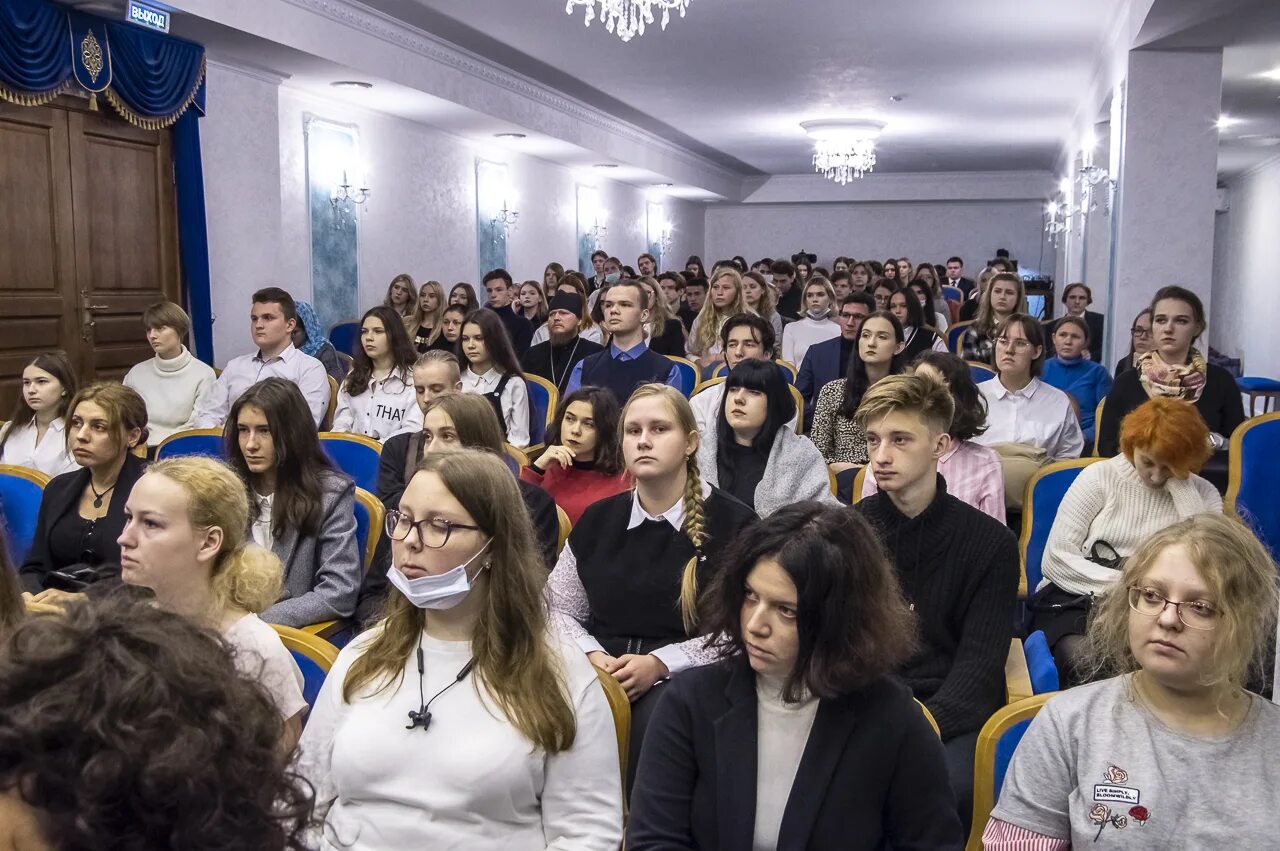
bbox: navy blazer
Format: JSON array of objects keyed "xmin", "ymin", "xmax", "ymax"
[
  {"xmin": 796, "ymin": 335, "xmax": 847, "ymax": 428},
  {"xmin": 627, "ymin": 657, "xmax": 964, "ymax": 851}
]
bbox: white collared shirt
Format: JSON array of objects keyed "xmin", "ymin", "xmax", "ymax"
[
  {"xmin": 250, "ymin": 492, "xmax": 274, "ymax": 549},
  {"xmin": 459, "ymin": 367, "xmax": 531, "ymax": 447},
  {"xmin": 193, "ymin": 343, "xmax": 330, "ymax": 428},
  {"xmin": 331, "ymin": 368, "xmax": 422, "ymax": 441},
  {"xmin": 0, "ymin": 418, "xmax": 78, "ymax": 477},
  {"xmin": 625, "ymin": 480, "xmax": 712, "ymax": 531},
  {"xmin": 974, "ymin": 376, "xmax": 1085, "ymax": 460}
]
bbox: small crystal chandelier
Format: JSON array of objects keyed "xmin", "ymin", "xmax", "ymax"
[
  {"xmin": 800, "ymin": 119, "xmax": 887, "ymax": 184},
  {"xmin": 565, "ymin": 0, "xmax": 690, "ymax": 43}
]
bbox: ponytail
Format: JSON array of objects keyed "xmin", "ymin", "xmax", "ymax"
[
  {"xmin": 678, "ymin": 453, "xmax": 707, "ymax": 634},
  {"xmin": 212, "ymin": 544, "xmax": 284, "ymax": 615}
]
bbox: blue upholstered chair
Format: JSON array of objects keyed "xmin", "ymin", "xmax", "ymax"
[
  {"xmin": 0, "ymin": 465, "xmax": 50, "ymax": 565},
  {"xmin": 948, "ymin": 320, "xmax": 974, "ymax": 356},
  {"xmin": 1023, "ymin": 630, "xmax": 1060, "ymax": 694},
  {"xmin": 967, "ymin": 361, "xmax": 996, "ymax": 385},
  {"xmin": 320, "ymin": 432, "xmax": 382, "ymax": 493},
  {"xmin": 1226, "ymin": 412, "xmax": 1280, "ymax": 563},
  {"xmin": 967, "ymin": 694, "xmax": 1054, "ymax": 851},
  {"xmin": 942, "ymin": 285, "xmax": 964, "ymax": 303},
  {"xmin": 1018, "ymin": 458, "xmax": 1103, "ymax": 598},
  {"xmin": 270, "ymin": 624, "xmax": 339, "ymax": 713},
  {"xmin": 665, "ymin": 355, "xmax": 700, "ymax": 398},
  {"xmin": 524, "ymin": 375, "xmax": 558, "ymax": 451},
  {"xmin": 1236, "ymin": 377, "xmax": 1280, "ymax": 416},
  {"xmin": 154, "ymin": 428, "xmax": 225, "ymax": 461},
  {"xmin": 327, "ymin": 321, "xmax": 361, "ymax": 356}
]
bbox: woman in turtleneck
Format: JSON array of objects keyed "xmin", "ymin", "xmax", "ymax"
[
  {"xmin": 1041, "ymin": 316, "xmax": 1112, "ymax": 444},
  {"xmin": 780, "ymin": 277, "xmax": 840, "ymax": 367},
  {"xmin": 123, "ymin": 302, "xmax": 217, "ymax": 447}
]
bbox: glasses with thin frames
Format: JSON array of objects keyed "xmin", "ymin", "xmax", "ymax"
[
  {"xmin": 1127, "ymin": 586, "xmax": 1219, "ymax": 630},
  {"xmin": 1131, "ymin": 327, "xmax": 1152, "ymax": 338},
  {"xmin": 385, "ymin": 510, "xmax": 481, "ymax": 548},
  {"xmin": 995, "ymin": 336, "xmax": 1034, "ymax": 351}
]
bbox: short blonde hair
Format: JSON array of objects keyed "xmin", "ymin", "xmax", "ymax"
[{"xmin": 853, "ymin": 372, "xmax": 954, "ymax": 436}]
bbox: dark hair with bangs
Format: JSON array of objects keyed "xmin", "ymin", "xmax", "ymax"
[
  {"xmin": 545, "ymin": 387, "xmax": 624, "ymax": 477},
  {"xmin": 716, "ymin": 360, "xmax": 794, "ymax": 493},
  {"xmin": 698, "ymin": 502, "xmax": 918, "ymax": 702}
]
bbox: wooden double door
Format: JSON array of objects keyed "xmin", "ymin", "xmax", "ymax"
[{"xmin": 0, "ymin": 99, "xmax": 182, "ymax": 415}]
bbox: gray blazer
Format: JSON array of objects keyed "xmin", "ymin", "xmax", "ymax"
[
  {"xmin": 698, "ymin": 424, "xmax": 837, "ymax": 517},
  {"xmin": 261, "ymin": 471, "xmax": 361, "ymax": 628}
]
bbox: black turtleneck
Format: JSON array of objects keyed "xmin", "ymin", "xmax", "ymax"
[
  {"xmin": 521, "ymin": 334, "xmax": 605, "ymax": 394},
  {"xmin": 856, "ymin": 475, "xmax": 1019, "ymax": 739}
]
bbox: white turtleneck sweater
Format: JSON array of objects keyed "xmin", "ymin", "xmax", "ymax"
[
  {"xmin": 780, "ymin": 315, "xmax": 840, "ymax": 367},
  {"xmin": 122, "ymin": 346, "xmax": 217, "ymax": 445},
  {"xmin": 753, "ymin": 673, "xmax": 820, "ymax": 851}
]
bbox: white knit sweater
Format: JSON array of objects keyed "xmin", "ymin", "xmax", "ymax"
[
  {"xmin": 780, "ymin": 316, "xmax": 840, "ymax": 368},
  {"xmin": 1040, "ymin": 455, "xmax": 1222, "ymax": 596},
  {"xmin": 122, "ymin": 347, "xmax": 217, "ymax": 445}
]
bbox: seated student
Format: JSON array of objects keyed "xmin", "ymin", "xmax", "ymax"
[
  {"xmin": 516, "ymin": 280, "xmax": 549, "ymax": 332},
  {"xmin": 482, "ymin": 268, "xmax": 534, "ymax": 355},
  {"xmin": 678, "ymin": 275, "xmax": 707, "ymax": 332},
  {"xmin": 521, "ymin": 292, "xmax": 605, "ymax": 394},
  {"xmin": 294, "ymin": 299, "xmax": 350, "ymax": 383},
  {"xmin": 448, "ymin": 281, "xmax": 480, "ymax": 312},
  {"xmin": 697, "ymin": 359, "xmax": 834, "ymax": 516},
  {"xmin": 118, "ymin": 456, "xmax": 306, "ymax": 746},
  {"xmin": 1060, "ymin": 282, "xmax": 1106, "ymax": 363},
  {"xmin": 638, "ymin": 276, "xmax": 688, "ymax": 356},
  {"xmin": 1033, "ymin": 398, "xmax": 1221, "ymax": 685},
  {"xmin": 740, "ymin": 270, "xmax": 784, "ymax": 346},
  {"xmin": 193, "ymin": 287, "xmax": 329, "ymax": 428},
  {"xmin": 332, "ymin": 306, "xmax": 422, "ymax": 441},
  {"xmin": 780, "ymin": 276, "xmax": 840, "ymax": 368},
  {"xmin": 567, "ymin": 280, "xmax": 682, "ymax": 403},
  {"xmin": 1115, "ymin": 307, "xmax": 1153, "ymax": 377},
  {"xmin": 656, "ymin": 270, "xmax": 686, "ymax": 325},
  {"xmin": 122, "ymin": 302, "xmax": 217, "ymax": 447},
  {"xmin": 687, "ymin": 267, "xmax": 748, "ymax": 372},
  {"xmin": 889, "ymin": 286, "xmax": 948, "ymax": 362},
  {"xmin": 627, "ymin": 502, "xmax": 963, "ymax": 851},
  {"xmin": 0, "ymin": 352, "xmax": 80, "ymax": 477},
  {"xmin": 383, "ymin": 273, "xmax": 418, "ymax": 325},
  {"xmin": 1097, "ymin": 286, "xmax": 1244, "ymax": 459},
  {"xmin": 854, "ymin": 373, "xmax": 1019, "ymax": 834},
  {"xmin": 0, "ymin": 593, "xmax": 313, "ymax": 849},
  {"xmin": 691, "ymin": 314, "xmax": 793, "ymax": 434},
  {"xmin": 871, "ymin": 278, "xmax": 896, "ymax": 311},
  {"xmin": 226, "ymin": 379, "xmax": 361, "ymax": 628},
  {"xmin": 962, "ymin": 272, "xmax": 1025, "ymax": 365},
  {"xmin": 530, "ymin": 275, "xmax": 606, "ymax": 347},
  {"xmin": 20, "ymin": 383, "xmax": 149, "ymax": 599},
  {"xmin": 375, "ymin": 351, "xmax": 463, "ymax": 507},
  {"xmin": 862, "ymin": 352, "xmax": 1007, "ymax": 523},
  {"xmin": 409, "ymin": 279, "xmax": 449, "ymax": 353},
  {"xmin": 438, "ymin": 303, "xmax": 467, "ymax": 353},
  {"xmin": 1042, "ymin": 315, "xmax": 1112, "ymax": 444},
  {"xmin": 811, "ymin": 311, "xmax": 906, "ymax": 472},
  {"xmin": 521, "ymin": 387, "xmax": 631, "ymax": 524},
  {"xmin": 830, "ymin": 268, "xmax": 852, "ymax": 301},
  {"xmin": 985, "ymin": 514, "xmax": 1280, "ymax": 849},
  {"xmin": 909, "ymin": 277, "xmax": 950, "ymax": 333},
  {"xmin": 458, "ymin": 308, "xmax": 531, "ymax": 447},
  {"xmin": 546, "ymin": 384, "xmax": 757, "ymax": 789},
  {"xmin": 297, "ymin": 449, "xmax": 623, "ymax": 850},
  {"xmin": 796, "ymin": 292, "xmax": 874, "ymax": 428}
]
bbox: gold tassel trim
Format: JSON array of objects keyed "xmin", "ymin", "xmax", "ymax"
[
  {"xmin": 0, "ymin": 79, "xmax": 73, "ymax": 108},
  {"xmin": 102, "ymin": 55, "xmax": 206, "ymax": 130}
]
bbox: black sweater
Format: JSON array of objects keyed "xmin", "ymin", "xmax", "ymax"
[
  {"xmin": 1096, "ymin": 363, "xmax": 1245, "ymax": 457},
  {"xmin": 857, "ymin": 477, "xmax": 1019, "ymax": 739}
]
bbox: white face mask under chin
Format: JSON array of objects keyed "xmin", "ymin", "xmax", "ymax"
[{"xmin": 388, "ymin": 540, "xmax": 492, "ymax": 610}]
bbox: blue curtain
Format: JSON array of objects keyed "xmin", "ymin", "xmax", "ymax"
[
  {"xmin": 0, "ymin": 0, "xmax": 70, "ymax": 99},
  {"xmin": 173, "ymin": 111, "xmax": 213, "ymax": 363}
]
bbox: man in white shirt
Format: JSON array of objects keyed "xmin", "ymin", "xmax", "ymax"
[
  {"xmin": 193, "ymin": 287, "xmax": 330, "ymax": 428},
  {"xmin": 691, "ymin": 314, "xmax": 795, "ymax": 434}
]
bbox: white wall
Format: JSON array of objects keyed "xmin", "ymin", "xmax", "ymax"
[{"xmin": 1212, "ymin": 154, "xmax": 1280, "ymax": 377}]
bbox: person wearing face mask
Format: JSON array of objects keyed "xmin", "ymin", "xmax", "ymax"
[
  {"xmin": 521, "ymin": 387, "xmax": 631, "ymax": 523},
  {"xmin": 796, "ymin": 292, "xmax": 875, "ymax": 429},
  {"xmin": 780, "ymin": 277, "xmax": 840, "ymax": 368},
  {"xmin": 0, "ymin": 352, "xmax": 80, "ymax": 477},
  {"xmin": 888, "ymin": 288, "xmax": 947, "ymax": 363},
  {"xmin": 1031, "ymin": 398, "xmax": 1221, "ymax": 686},
  {"xmin": 962, "ymin": 273, "xmax": 1027, "ymax": 365},
  {"xmin": 521, "ymin": 292, "xmax": 606, "ymax": 394},
  {"xmin": 690, "ymin": 315, "xmax": 796, "ymax": 434},
  {"xmin": 546, "ymin": 384, "xmax": 757, "ymax": 793},
  {"xmin": 297, "ymin": 449, "xmax": 624, "ymax": 850},
  {"xmin": 1060, "ymin": 282, "xmax": 1105, "ymax": 363},
  {"xmin": 985, "ymin": 513, "xmax": 1280, "ymax": 850},
  {"xmin": 568, "ymin": 280, "xmax": 682, "ymax": 403},
  {"xmin": 626, "ymin": 502, "xmax": 963, "ymax": 851},
  {"xmin": 331, "ymin": 306, "xmax": 422, "ymax": 441},
  {"xmin": 688, "ymin": 268, "xmax": 749, "ymax": 373},
  {"xmin": 1041, "ymin": 316, "xmax": 1112, "ymax": 444},
  {"xmin": 122, "ymin": 302, "xmax": 216, "ymax": 448},
  {"xmin": 585, "ymin": 257, "xmax": 627, "ymax": 315},
  {"xmin": 696, "ymin": 360, "xmax": 834, "ymax": 516}
]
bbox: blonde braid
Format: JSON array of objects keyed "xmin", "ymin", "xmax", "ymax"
[{"xmin": 678, "ymin": 454, "xmax": 707, "ymax": 634}]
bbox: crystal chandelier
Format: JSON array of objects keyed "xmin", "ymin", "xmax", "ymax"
[
  {"xmin": 800, "ymin": 119, "xmax": 887, "ymax": 184},
  {"xmin": 564, "ymin": 0, "xmax": 690, "ymax": 43}
]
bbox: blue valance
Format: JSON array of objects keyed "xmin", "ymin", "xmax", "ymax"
[{"xmin": 0, "ymin": 0, "xmax": 205, "ymax": 129}]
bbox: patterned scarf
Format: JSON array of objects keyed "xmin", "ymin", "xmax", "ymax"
[{"xmin": 1137, "ymin": 347, "xmax": 1207, "ymax": 402}]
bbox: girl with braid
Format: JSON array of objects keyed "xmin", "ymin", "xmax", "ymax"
[{"xmin": 546, "ymin": 383, "xmax": 757, "ymax": 792}]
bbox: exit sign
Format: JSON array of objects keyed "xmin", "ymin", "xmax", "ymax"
[{"xmin": 126, "ymin": 1, "xmax": 170, "ymax": 33}]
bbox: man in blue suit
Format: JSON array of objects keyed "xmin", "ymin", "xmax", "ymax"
[{"xmin": 796, "ymin": 292, "xmax": 874, "ymax": 429}]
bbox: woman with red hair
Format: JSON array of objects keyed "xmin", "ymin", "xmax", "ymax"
[{"xmin": 1030, "ymin": 397, "xmax": 1222, "ymax": 685}]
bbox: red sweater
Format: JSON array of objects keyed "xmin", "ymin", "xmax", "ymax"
[{"xmin": 519, "ymin": 462, "xmax": 632, "ymax": 525}]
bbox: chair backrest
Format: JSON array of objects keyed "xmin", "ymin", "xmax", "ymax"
[
  {"xmin": 1093, "ymin": 398, "xmax": 1105, "ymax": 456},
  {"xmin": 1018, "ymin": 458, "xmax": 1104, "ymax": 596},
  {"xmin": 915, "ymin": 698, "xmax": 940, "ymax": 737},
  {"xmin": 556, "ymin": 505, "xmax": 571, "ymax": 557},
  {"xmin": 966, "ymin": 361, "xmax": 996, "ymax": 385},
  {"xmin": 1004, "ymin": 637, "xmax": 1033, "ymax": 703},
  {"xmin": 270, "ymin": 623, "xmax": 339, "ymax": 711},
  {"xmin": 335, "ymin": 350, "xmax": 354, "ymax": 378},
  {"xmin": 852, "ymin": 466, "xmax": 868, "ymax": 503},
  {"xmin": 948, "ymin": 320, "xmax": 975, "ymax": 356},
  {"xmin": 327, "ymin": 321, "xmax": 361, "ymax": 356},
  {"xmin": 321, "ymin": 376, "xmax": 339, "ymax": 431},
  {"xmin": 154, "ymin": 428, "xmax": 225, "ymax": 461},
  {"xmin": 968, "ymin": 693, "xmax": 1054, "ymax": 851},
  {"xmin": 319, "ymin": 432, "xmax": 383, "ymax": 493},
  {"xmin": 0, "ymin": 465, "xmax": 50, "ymax": 565},
  {"xmin": 1226, "ymin": 412, "xmax": 1280, "ymax": 563},
  {"xmin": 594, "ymin": 666, "xmax": 632, "ymax": 790},
  {"xmin": 775, "ymin": 359, "xmax": 798, "ymax": 384},
  {"xmin": 524, "ymin": 375, "xmax": 558, "ymax": 449},
  {"xmin": 353, "ymin": 487, "xmax": 384, "ymax": 575},
  {"xmin": 1024, "ymin": 630, "xmax": 1060, "ymax": 694},
  {"xmin": 665, "ymin": 355, "xmax": 700, "ymax": 398},
  {"xmin": 504, "ymin": 444, "xmax": 529, "ymax": 475},
  {"xmin": 941, "ymin": 285, "xmax": 963, "ymax": 303},
  {"xmin": 787, "ymin": 385, "xmax": 805, "ymax": 434}
]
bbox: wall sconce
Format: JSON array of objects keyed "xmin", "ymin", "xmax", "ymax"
[
  {"xmin": 490, "ymin": 201, "xmax": 519, "ymax": 239},
  {"xmin": 589, "ymin": 214, "xmax": 609, "ymax": 244},
  {"xmin": 331, "ymin": 169, "xmax": 371, "ymax": 229},
  {"xmin": 657, "ymin": 221, "xmax": 673, "ymax": 255}
]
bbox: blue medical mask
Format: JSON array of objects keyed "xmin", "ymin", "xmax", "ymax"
[
  {"xmin": 604, "ymin": 271, "xmax": 622, "ymax": 284},
  {"xmin": 387, "ymin": 541, "xmax": 491, "ymax": 610}
]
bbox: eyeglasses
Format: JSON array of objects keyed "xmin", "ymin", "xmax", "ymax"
[
  {"xmin": 385, "ymin": 510, "xmax": 481, "ymax": 548},
  {"xmin": 1130, "ymin": 327, "xmax": 1152, "ymax": 338},
  {"xmin": 995, "ymin": 336, "xmax": 1034, "ymax": 351},
  {"xmin": 1127, "ymin": 586, "xmax": 1219, "ymax": 630}
]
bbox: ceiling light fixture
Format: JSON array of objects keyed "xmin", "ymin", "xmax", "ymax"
[
  {"xmin": 565, "ymin": 0, "xmax": 690, "ymax": 43},
  {"xmin": 593, "ymin": 163, "xmax": 619, "ymax": 169},
  {"xmin": 494, "ymin": 132, "xmax": 527, "ymax": 140},
  {"xmin": 800, "ymin": 119, "xmax": 886, "ymax": 184},
  {"xmin": 331, "ymin": 80, "xmax": 373, "ymax": 89}
]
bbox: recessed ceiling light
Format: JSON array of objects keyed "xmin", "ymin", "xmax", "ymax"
[
  {"xmin": 593, "ymin": 163, "xmax": 618, "ymax": 169},
  {"xmin": 331, "ymin": 80, "xmax": 373, "ymax": 89},
  {"xmin": 494, "ymin": 132, "xmax": 527, "ymax": 140}
]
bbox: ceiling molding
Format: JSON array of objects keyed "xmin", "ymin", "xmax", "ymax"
[{"xmin": 206, "ymin": 56, "xmax": 293, "ymax": 86}]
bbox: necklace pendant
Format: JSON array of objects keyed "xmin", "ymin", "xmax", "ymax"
[{"xmin": 93, "ymin": 495, "xmax": 103, "ymax": 508}]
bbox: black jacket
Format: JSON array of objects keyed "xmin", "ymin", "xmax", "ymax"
[
  {"xmin": 20, "ymin": 453, "xmax": 148, "ymax": 593},
  {"xmin": 627, "ymin": 656, "xmax": 964, "ymax": 851}
]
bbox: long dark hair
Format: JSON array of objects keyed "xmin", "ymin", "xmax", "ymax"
[
  {"xmin": 910, "ymin": 351, "xmax": 989, "ymax": 441},
  {"xmin": 0, "ymin": 352, "xmax": 79, "ymax": 458},
  {"xmin": 700, "ymin": 502, "xmax": 918, "ymax": 702},
  {"xmin": 460, "ymin": 309, "xmax": 524, "ymax": 378},
  {"xmin": 545, "ymin": 387, "xmax": 624, "ymax": 477},
  {"xmin": 345, "ymin": 306, "xmax": 417, "ymax": 396},
  {"xmin": 839, "ymin": 311, "xmax": 905, "ymax": 419},
  {"xmin": 225, "ymin": 378, "xmax": 335, "ymax": 538},
  {"xmin": 685, "ymin": 255, "xmax": 706, "ymax": 278},
  {"xmin": 907, "ymin": 279, "xmax": 942, "ymax": 329},
  {"xmin": 890, "ymin": 285, "xmax": 927, "ymax": 332},
  {"xmin": 716, "ymin": 360, "xmax": 794, "ymax": 493},
  {"xmin": 448, "ymin": 282, "xmax": 480, "ymax": 313}
]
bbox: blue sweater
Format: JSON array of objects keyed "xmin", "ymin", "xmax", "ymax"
[{"xmin": 1041, "ymin": 356, "xmax": 1112, "ymax": 442}]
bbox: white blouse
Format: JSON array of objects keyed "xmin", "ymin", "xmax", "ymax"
[
  {"xmin": 331, "ymin": 369, "xmax": 422, "ymax": 441},
  {"xmin": 460, "ymin": 367, "xmax": 531, "ymax": 447},
  {"xmin": 973, "ymin": 377, "xmax": 1085, "ymax": 460},
  {"xmin": 0, "ymin": 419, "xmax": 77, "ymax": 477},
  {"xmin": 296, "ymin": 627, "xmax": 623, "ymax": 851}
]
